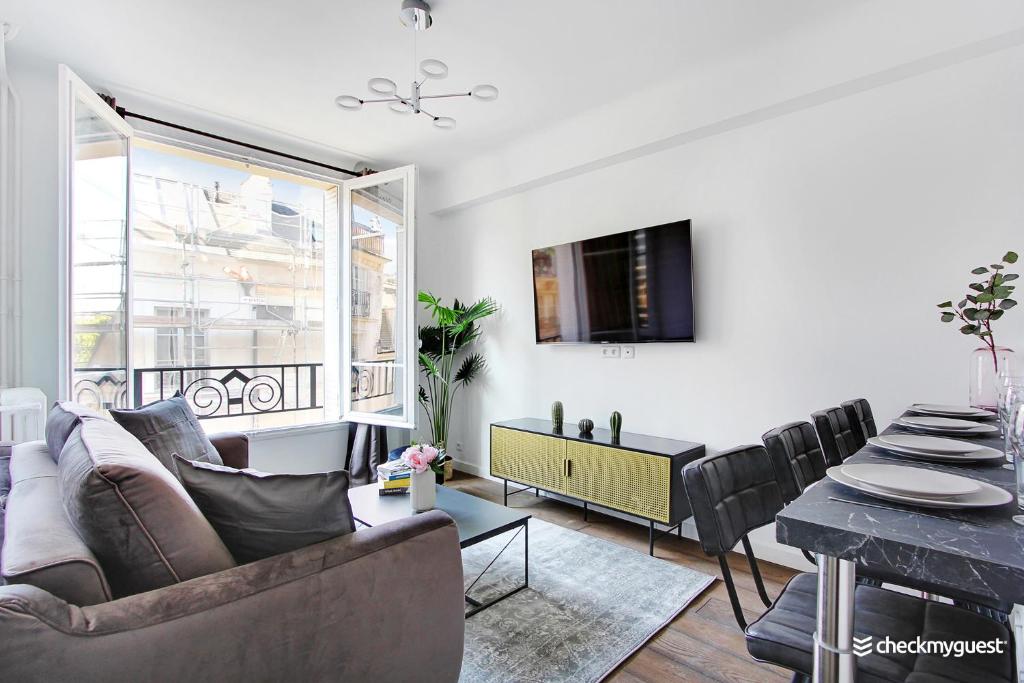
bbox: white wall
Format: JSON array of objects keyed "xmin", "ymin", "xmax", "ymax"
[{"xmin": 418, "ymin": 41, "xmax": 1024, "ymax": 567}]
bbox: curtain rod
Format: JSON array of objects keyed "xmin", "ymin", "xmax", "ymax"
[{"xmin": 100, "ymin": 96, "xmax": 363, "ymax": 178}]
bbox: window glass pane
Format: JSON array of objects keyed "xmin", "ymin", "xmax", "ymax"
[
  {"xmin": 349, "ymin": 178, "xmax": 405, "ymax": 417},
  {"xmin": 70, "ymin": 97, "xmax": 129, "ymax": 412},
  {"xmin": 130, "ymin": 139, "xmax": 337, "ymax": 431}
]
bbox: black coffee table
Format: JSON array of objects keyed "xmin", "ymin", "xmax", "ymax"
[{"xmin": 347, "ymin": 483, "xmax": 530, "ymax": 617}]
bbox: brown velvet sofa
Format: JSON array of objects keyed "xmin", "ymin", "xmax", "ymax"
[{"xmin": 0, "ymin": 431, "xmax": 466, "ymax": 682}]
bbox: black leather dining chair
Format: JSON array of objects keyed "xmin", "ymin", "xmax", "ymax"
[
  {"xmin": 682, "ymin": 445, "xmax": 1016, "ymax": 683},
  {"xmin": 762, "ymin": 421, "xmax": 831, "ymax": 566},
  {"xmin": 842, "ymin": 397, "xmax": 878, "ymax": 449},
  {"xmin": 811, "ymin": 405, "xmax": 861, "ymax": 466},
  {"xmin": 762, "ymin": 421, "xmax": 828, "ymax": 504}
]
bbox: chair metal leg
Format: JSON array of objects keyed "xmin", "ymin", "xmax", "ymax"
[
  {"xmin": 813, "ymin": 554, "xmax": 856, "ymax": 683},
  {"xmin": 741, "ymin": 535, "xmax": 773, "ymax": 608},
  {"xmin": 717, "ymin": 555, "xmax": 747, "ymax": 630}
]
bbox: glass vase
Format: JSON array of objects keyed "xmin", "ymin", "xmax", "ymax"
[{"xmin": 969, "ymin": 346, "xmax": 1015, "ymax": 411}]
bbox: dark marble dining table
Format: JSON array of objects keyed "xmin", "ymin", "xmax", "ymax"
[{"xmin": 775, "ymin": 410, "xmax": 1020, "ymax": 683}]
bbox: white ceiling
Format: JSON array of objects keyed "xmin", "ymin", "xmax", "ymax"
[{"xmin": 0, "ymin": 1, "xmax": 900, "ymax": 170}]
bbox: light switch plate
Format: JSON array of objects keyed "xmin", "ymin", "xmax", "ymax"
[
  {"xmin": 621, "ymin": 346, "xmax": 635, "ymax": 359},
  {"xmin": 600, "ymin": 345, "xmax": 620, "ymax": 358}
]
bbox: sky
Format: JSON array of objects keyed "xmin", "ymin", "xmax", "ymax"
[{"xmin": 133, "ymin": 146, "xmax": 327, "ymax": 211}]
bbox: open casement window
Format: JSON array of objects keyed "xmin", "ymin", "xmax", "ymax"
[
  {"xmin": 340, "ymin": 166, "xmax": 416, "ymax": 429},
  {"xmin": 58, "ymin": 66, "xmax": 133, "ymax": 411},
  {"xmin": 59, "ymin": 65, "xmax": 417, "ymax": 432}
]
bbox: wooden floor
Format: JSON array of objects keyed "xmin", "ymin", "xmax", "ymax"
[{"xmin": 449, "ymin": 472, "xmax": 798, "ymax": 683}]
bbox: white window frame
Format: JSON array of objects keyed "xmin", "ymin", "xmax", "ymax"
[
  {"xmin": 57, "ymin": 64, "xmax": 134, "ymax": 404},
  {"xmin": 341, "ymin": 165, "xmax": 416, "ymax": 429}
]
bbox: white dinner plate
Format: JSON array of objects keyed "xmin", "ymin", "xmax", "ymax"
[
  {"xmin": 867, "ymin": 437, "xmax": 1005, "ymax": 463},
  {"xmin": 901, "ymin": 416, "xmax": 988, "ymax": 430},
  {"xmin": 827, "ymin": 466, "xmax": 1013, "ymax": 509},
  {"xmin": 840, "ymin": 463, "xmax": 980, "ymax": 498},
  {"xmin": 910, "ymin": 404, "xmax": 995, "ymax": 418},
  {"xmin": 877, "ymin": 434, "xmax": 981, "ymax": 454},
  {"xmin": 895, "ymin": 417, "xmax": 998, "ymax": 435}
]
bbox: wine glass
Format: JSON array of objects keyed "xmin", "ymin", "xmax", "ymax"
[
  {"xmin": 1013, "ymin": 408, "xmax": 1024, "ymax": 526},
  {"xmin": 998, "ymin": 370, "xmax": 1024, "ymax": 437},
  {"xmin": 1003, "ymin": 378, "xmax": 1024, "ymax": 470}
]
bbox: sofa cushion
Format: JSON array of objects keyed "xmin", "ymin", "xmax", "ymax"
[
  {"xmin": 2, "ymin": 441, "xmax": 112, "ymax": 605},
  {"xmin": 44, "ymin": 401, "xmax": 108, "ymax": 464},
  {"xmin": 59, "ymin": 419, "xmax": 235, "ymax": 598},
  {"xmin": 174, "ymin": 455, "xmax": 356, "ymax": 563},
  {"xmin": 110, "ymin": 392, "xmax": 223, "ymax": 474}
]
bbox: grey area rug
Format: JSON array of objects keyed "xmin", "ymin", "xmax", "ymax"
[{"xmin": 460, "ymin": 518, "xmax": 714, "ymax": 683}]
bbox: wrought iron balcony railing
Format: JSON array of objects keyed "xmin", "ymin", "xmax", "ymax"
[{"xmin": 72, "ymin": 361, "xmax": 396, "ymax": 419}]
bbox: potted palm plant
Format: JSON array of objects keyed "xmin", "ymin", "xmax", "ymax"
[{"xmin": 417, "ymin": 292, "xmax": 499, "ymax": 480}]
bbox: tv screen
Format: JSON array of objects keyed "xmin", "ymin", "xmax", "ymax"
[{"xmin": 532, "ymin": 220, "xmax": 695, "ymax": 344}]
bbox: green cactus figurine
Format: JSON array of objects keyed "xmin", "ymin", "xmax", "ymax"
[
  {"xmin": 577, "ymin": 418, "xmax": 594, "ymax": 435},
  {"xmin": 551, "ymin": 401, "xmax": 564, "ymax": 431},
  {"xmin": 610, "ymin": 411, "xmax": 622, "ymax": 442}
]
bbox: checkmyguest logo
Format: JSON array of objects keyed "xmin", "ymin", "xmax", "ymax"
[
  {"xmin": 851, "ymin": 635, "xmax": 1008, "ymax": 658},
  {"xmin": 853, "ymin": 636, "xmax": 873, "ymax": 657}
]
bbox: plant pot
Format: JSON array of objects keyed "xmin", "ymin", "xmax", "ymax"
[
  {"xmin": 443, "ymin": 457, "xmax": 454, "ymax": 481},
  {"xmin": 970, "ymin": 346, "xmax": 1015, "ymax": 411},
  {"xmin": 410, "ymin": 470, "xmax": 436, "ymax": 512}
]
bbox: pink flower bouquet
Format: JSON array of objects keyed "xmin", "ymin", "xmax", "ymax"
[{"xmin": 401, "ymin": 444, "xmax": 445, "ymax": 475}]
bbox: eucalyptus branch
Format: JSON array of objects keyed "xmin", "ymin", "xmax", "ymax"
[{"xmin": 938, "ymin": 251, "xmax": 1018, "ymax": 372}]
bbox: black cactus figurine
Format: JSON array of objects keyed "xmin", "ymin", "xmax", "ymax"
[
  {"xmin": 610, "ymin": 411, "xmax": 622, "ymax": 443},
  {"xmin": 577, "ymin": 418, "xmax": 594, "ymax": 435},
  {"xmin": 551, "ymin": 401, "xmax": 564, "ymax": 431}
]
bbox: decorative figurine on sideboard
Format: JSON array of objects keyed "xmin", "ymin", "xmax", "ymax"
[
  {"xmin": 551, "ymin": 401, "xmax": 564, "ymax": 433},
  {"xmin": 578, "ymin": 418, "xmax": 594, "ymax": 437},
  {"xmin": 610, "ymin": 411, "xmax": 622, "ymax": 443}
]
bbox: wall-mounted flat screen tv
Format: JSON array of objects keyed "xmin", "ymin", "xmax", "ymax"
[{"xmin": 532, "ymin": 220, "xmax": 695, "ymax": 344}]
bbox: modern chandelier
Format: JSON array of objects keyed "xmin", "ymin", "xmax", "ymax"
[{"xmin": 334, "ymin": 0, "xmax": 498, "ymax": 131}]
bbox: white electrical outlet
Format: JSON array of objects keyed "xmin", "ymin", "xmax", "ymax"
[
  {"xmin": 455, "ymin": 442, "xmax": 464, "ymax": 452},
  {"xmin": 601, "ymin": 345, "xmax": 620, "ymax": 358},
  {"xmin": 621, "ymin": 346, "xmax": 635, "ymax": 359}
]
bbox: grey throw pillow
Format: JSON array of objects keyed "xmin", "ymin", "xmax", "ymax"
[
  {"xmin": 44, "ymin": 401, "xmax": 108, "ymax": 464},
  {"xmin": 174, "ymin": 455, "xmax": 356, "ymax": 564},
  {"xmin": 59, "ymin": 419, "xmax": 236, "ymax": 598},
  {"xmin": 109, "ymin": 392, "xmax": 222, "ymax": 475}
]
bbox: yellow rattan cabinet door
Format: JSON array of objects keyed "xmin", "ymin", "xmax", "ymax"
[
  {"xmin": 491, "ymin": 427, "xmax": 567, "ymax": 494},
  {"xmin": 565, "ymin": 442, "xmax": 671, "ymax": 523}
]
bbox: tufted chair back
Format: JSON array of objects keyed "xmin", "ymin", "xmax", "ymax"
[
  {"xmin": 841, "ymin": 398, "xmax": 877, "ymax": 450},
  {"xmin": 761, "ymin": 421, "xmax": 828, "ymax": 504},
  {"xmin": 683, "ymin": 445, "xmax": 785, "ymax": 556},
  {"xmin": 811, "ymin": 406, "xmax": 860, "ymax": 467}
]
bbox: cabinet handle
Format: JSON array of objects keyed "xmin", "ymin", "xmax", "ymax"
[{"xmin": 566, "ymin": 459, "xmax": 572, "ymax": 478}]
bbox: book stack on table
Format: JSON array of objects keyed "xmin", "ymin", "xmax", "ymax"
[{"xmin": 377, "ymin": 460, "xmax": 411, "ymax": 496}]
